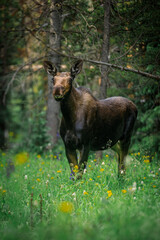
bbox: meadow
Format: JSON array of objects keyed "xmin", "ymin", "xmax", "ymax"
[{"xmin": 0, "ymin": 149, "xmax": 160, "ymax": 240}]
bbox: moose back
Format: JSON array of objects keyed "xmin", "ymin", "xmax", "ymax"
[{"xmin": 44, "ymin": 60, "xmax": 137, "ymax": 178}]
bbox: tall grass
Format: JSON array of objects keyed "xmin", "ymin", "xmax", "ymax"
[{"xmin": 0, "ymin": 150, "xmax": 159, "ymax": 240}]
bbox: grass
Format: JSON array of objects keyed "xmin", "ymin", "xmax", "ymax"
[{"xmin": 0, "ymin": 150, "xmax": 160, "ymax": 240}]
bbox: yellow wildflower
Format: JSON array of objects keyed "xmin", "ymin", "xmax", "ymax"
[
  {"xmin": 37, "ymin": 178, "xmax": 40, "ymax": 182},
  {"xmin": 94, "ymin": 159, "xmax": 97, "ymax": 162},
  {"xmin": 83, "ymin": 190, "xmax": 88, "ymax": 195},
  {"xmin": 137, "ymin": 152, "xmax": 140, "ymax": 156},
  {"xmin": 57, "ymin": 170, "xmax": 62, "ymax": 173},
  {"xmin": 39, "ymin": 168, "xmax": 42, "ymax": 171},
  {"xmin": 74, "ymin": 165, "xmax": 78, "ymax": 169},
  {"xmin": 37, "ymin": 154, "xmax": 41, "ymax": 158},
  {"xmin": 107, "ymin": 190, "xmax": 112, "ymax": 198},
  {"xmin": 89, "ymin": 178, "xmax": 93, "ymax": 181},
  {"xmin": 2, "ymin": 190, "xmax": 6, "ymax": 194},
  {"xmin": 122, "ymin": 189, "xmax": 127, "ymax": 194},
  {"xmin": 1, "ymin": 164, "xmax": 4, "ymax": 167},
  {"xmin": 88, "ymin": 165, "xmax": 91, "ymax": 168},
  {"xmin": 58, "ymin": 201, "xmax": 74, "ymax": 213},
  {"xmin": 41, "ymin": 161, "xmax": 45, "ymax": 165},
  {"xmin": 54, "ymin": 155, "xmax": 57, "ymax": 159},
  {"xmin": 15, "ymin": 152, "xmax": 29, "ymax": 165},
  {"xmin": 144, "ymin": 159, "xmax": 150, "ymax": 163},
  {"xmin": 144, "ymin": 177, "xmax": 146, "ymax": 179},
  {"xmin": 100, "ymin": 168, "xmax": 104, "ymax": 172},
  {"xmin": 106, "ymin": 154, "xmax": 109, "ymax": 157},
  {"xmin": 97, "ymin": 176, "xmax": 100, "ymax": 178},
  {"xmin": 153, "ymin": 185, "xmax": 156, "ymax": 188},
  {"xmin": 51, "ymin": 177, "xmax": 54, "ymax": 180},
  {"xmin": 2, "ymin": 152, "xmax": 6, "ymax": 156}
]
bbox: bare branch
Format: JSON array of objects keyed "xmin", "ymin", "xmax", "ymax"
[{"xmin": 3, "ymin": 55, "xmax": 49, "ymax": 104}]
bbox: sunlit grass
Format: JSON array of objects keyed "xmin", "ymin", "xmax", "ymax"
[{"xmin": 0, "ymin": 150, "xmax": 160, "ymax": 240}]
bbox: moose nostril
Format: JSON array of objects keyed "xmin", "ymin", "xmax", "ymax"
[{"xmin": 53, "ymin": 86, "xmax": 64, "ymax": 96}]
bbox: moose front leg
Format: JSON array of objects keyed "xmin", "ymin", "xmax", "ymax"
[
  {"xmin": 65, "ymin": 148, "xmax": 78, "ymax": 176},
  {"xmin": 77, "ymin": 146, "xmax": 90, "ymax": 179}
]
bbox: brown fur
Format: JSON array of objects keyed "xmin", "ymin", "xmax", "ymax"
[{"xmin": 44, "ymin": 60, "xmax": 138, "ymax": 178}]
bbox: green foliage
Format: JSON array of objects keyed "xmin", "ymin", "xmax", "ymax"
[
  {"xmin": 0, "ymin": 151, "xmax": 160, "ymax": 239},
  {"xmin": 24, "ymin": 111, "xmax": 51, "ymax": 154}
]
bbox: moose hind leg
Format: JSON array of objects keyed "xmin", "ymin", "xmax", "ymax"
[{"xmin": 118, "ymin": 139, "xmax": 131, "ymax": 176}]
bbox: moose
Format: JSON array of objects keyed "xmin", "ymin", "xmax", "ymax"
[{"xmin": 44, "ymin": 60, "xmax": 137, "ymax": 178}]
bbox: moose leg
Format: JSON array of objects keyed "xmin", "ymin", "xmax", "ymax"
[
  {"xmin": 77, "ymin": 146, "xmax": 90, "ymax": 179},
  {"xmin": 65, "ymin": 147, "xmax": 78, "ymax": 175},
  {"xmin": 112, "ymin": 140, "xmax": 129, "ymax": 177},
  {"xmin": 118, "ymin": 139, "xmax": 131, "ymax": 176}
]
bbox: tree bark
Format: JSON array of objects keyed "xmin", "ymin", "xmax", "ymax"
[
  {"xmin": 47, "ymin": 0, "xmax": 62, "ymax": 146},
  {"xmin": 100, "ymin": 0, "xmax": 111, "ymax": 99}
]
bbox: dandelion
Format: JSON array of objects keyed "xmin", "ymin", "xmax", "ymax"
[
  {"xmin": 106, "ymin": 190, "xmax": 112, "ymax": 198},
  {"xmin": 153, "ymin": 185, "xmax": 156, "ymax": 188},
  {"xmin": 97, "ymin": 176, "xmax": 100, "ymax": 178},
  {"xmin": 58, "ymin": 201, "xmax": 74, "ymax": 213},
  {"xmin": 100, "ymin": 168, "xmax": 104, "ymax": 172},
  {"xmin": 15, "ymin": 152, "xmax": 29, "ymax": 165},
  {"xmin": 89, "ymin": 178, "xmax": 93, "ymax": 181},
  {"xmin": 144, "ymin": 177, "xmax": 146, "ymax": 179},
  {"xmin": 94, "ymin": 159, "xmax": 97, "ymax": 162},
  {"xmin": 39, "ymin": 168, "xmax": 42, "ymax": 172},
  {"xmin": 83, "ymin": 190, "xmax": 88, "ymax": 195},
  {"xmin": 57, "ymin": 170, "xmax": 62, "ymax": 173},
  {"xmin": 37, "ymin": 154, "xmax": 41, "ymax": 158},
  {"xmin": 32, "ymin": 186, "xmax": 34, "ymax": 189},
  {"xmin": 156, "ymin": 173, "xmax": 158, "ymax": 175},
  {"xmin": 41, "ymin": 162, "xmax": 45, "ymax": 165},
  {"xmin": 88, "ymin": 165, "xmax": 91, "ymax": 168},
  {"xmin": 74, "ymin": 165, "xmax": 78, "ymax": 169},
  {"xmin": 137, "ymin": 152, "xmax": 140, "ymax": 156},
  {"xmin": 2, "ymin": 190, "xmax": 6, "ymax": 194},
  {"xmin": 37, "ymin": 178, "xmax": 40, "ymax": 182},
  {"xmin": 51, "ymin": 176, "xmax": 54, "ymax": 180},
  {"xmin": 106, "ymin": 155, "xmax": 109, "ymax": 157},
  {"xmin": 54, "ymin": 155, "xmax": 57, "ymax": 159},
  {"xmin": 144, "ymin": 159, "xmax": 150, "ymax": 163},
  {"xmin": 122, "ymin": 189, "xmax": 127, "ymax": 194}
]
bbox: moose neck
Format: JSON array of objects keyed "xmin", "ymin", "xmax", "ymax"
[{"xmin": 60, "ymin": 86, "xmax": 80, "ymax": 125}]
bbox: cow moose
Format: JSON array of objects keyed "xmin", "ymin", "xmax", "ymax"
[{"xmin": 44, "ymin": 60, "xmax": 137, "ymax": 179}]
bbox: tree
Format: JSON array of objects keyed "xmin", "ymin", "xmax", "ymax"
[
  {"xmin": 100, "ymin": 0, "xmax": 111, "ymax": 99},
  {"xmin": 46, "ymin": 0, "xmax": 62, "ymax": 146}
]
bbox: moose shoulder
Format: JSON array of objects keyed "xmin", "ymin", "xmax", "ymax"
[{"xmin": 44, "ymin": 60, "xmax": 137, "ymax": 178}]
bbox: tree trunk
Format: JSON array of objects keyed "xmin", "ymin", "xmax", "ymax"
[
  {"xmin": 47, "ymin": 0, "xmax": 62, "ymax": 146},
  {"xmin": 99, "ymin": 0, "xmax": 111, "ymax": 99},
  {"xmin": 97, "ymin": 0, "xmax": 111, "ymax": 159}
]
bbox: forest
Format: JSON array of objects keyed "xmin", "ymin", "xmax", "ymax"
[{"xmin": 0, "ymin": 1, "xmax": 160, "ymax": 240}]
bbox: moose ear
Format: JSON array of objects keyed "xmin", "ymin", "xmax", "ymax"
[
  {"xmin": 43, "ymin": 61, "xmax": 57, "ymax": 76},
  {"xmin": 70, "ymin": 60, "xmax": 83, "ymax": 77}
]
